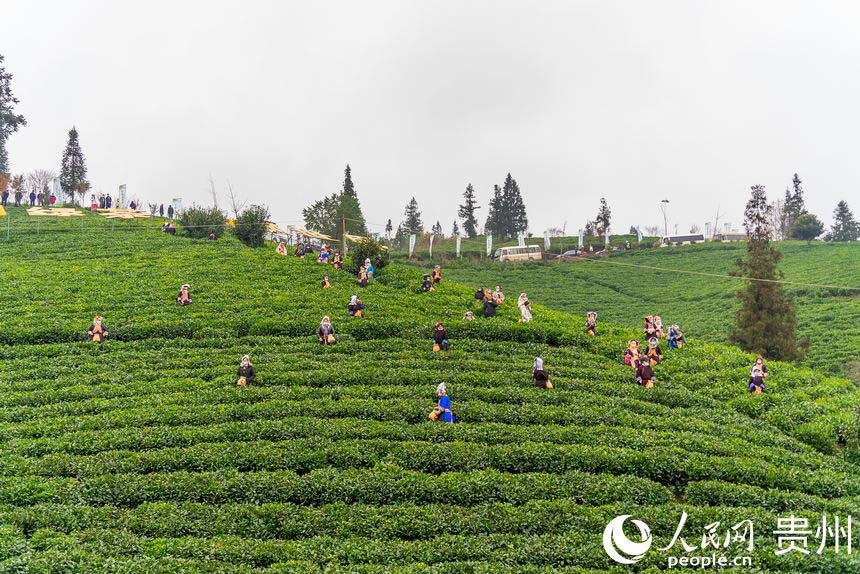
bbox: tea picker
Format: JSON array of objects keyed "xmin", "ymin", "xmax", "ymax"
[
  {"xmin": 532, "ymin": 357, "xmax": 553, "ymax": 389},
  {"xmin": 518, "ymin": 292, "xmax": 532, "ymax": 322},
  {"xmin": 429, "ymin": 383, "xmax": 455, "ymax": 423},
  {"xmin": 87, "ymin": 315, "xmax": 109, "ymax": 343},
  {"xmin": 585, "ymin": 311, "xmax": 597, "ymax": 336},
  {"xmin": 347, "ymin": 295, "xmax": 365, "ymax": 318},
  {"xmin": 317, "ymin": 316, "xmax": 337, "ymax": 345},
  {"xmin": 176, "ymin": 284, "xmax": 192, "ymax": 305},
  {"xmin": 236, "ymin": 355, "xmax": 256, "ymax": 387},
  {"xmin": 432, "ymin": 322, "xmax": 449, "ymax": 352},
  {"xmin": 748, "ymin": 356, "xmax": 768, "ymax": 395}
]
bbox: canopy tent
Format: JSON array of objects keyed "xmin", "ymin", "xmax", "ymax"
[
  {"xmin": 287, "ymin": 226, "xmax": 334, "ymax": 241},
  {"xmin": 98, "ymin": 208, "xmax": 151, "ymax": 220},
  {"xmin": 27, "ymin": 207, "xmax": 83, "ymax": 217}
]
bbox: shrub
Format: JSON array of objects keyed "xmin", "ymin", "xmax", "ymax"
[
  {"xmin": 232, "ymin": 204, "xmax": 270, "ymax": 247},
  {"xmin": 178, "ymin": 206, "xmax": 226, "ymax": 239},
  {"xmin": 346, "ymin": 238, "xmax": 389, "ymax": 275}
]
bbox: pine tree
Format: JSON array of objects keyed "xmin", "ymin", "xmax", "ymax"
[
  {"xmin": 828, "ymin": 200, "xmax": 859, "ymax": 242},
  {"xmin": 342, "ymin": 164, "xmax": 356, "ymax": 198},
  {"xmin": 458, "ymin": 183, "xmax": 480, "ymax": 238},
  {"xmin": 790, "ymin": 213, "xmax": 824, "ymax": 243},
  {"xmin": 431, "ymin": 220, "xmax": 443, "ymax": 237},
  {"xmin": 782, "ymin": 173, "xmax": 807, "ymax": 237},
  {"xmin": 385, "ymin": 218, "xmax": 393, "ymax": 240},
  {"xmin": 502, "ymin": 174, "xmax": 528, "ymax": 237},
  {"xmin": 593, "ymin": 198, "xmax": 611, "ymax": 235},
  {"xmin": 484, "ymin": 185, "xmax": 503, "ymax": 237},
  {"xmin": 403, "ymin": 197, "xmax": 423, "ymax": 234},
  {"xmin": 730, "ymin": 185, "xmax": 800, "ymax": 361},
  {"xmin": 452, "ymin": 220, "xmax": 459, "ymax": 236},
  {"xmin": 0, "ymin": 54, "xmax": 27, "ymax": 174},
  {"xmin": 59, "ymin": 127, "xmax": 87, "ymax": 204}
]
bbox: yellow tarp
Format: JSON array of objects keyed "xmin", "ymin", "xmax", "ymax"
[
  {"xmin": 97, "ymin": 208, "xmax": 151, "ymax": 219},
  {"xmin": 0, "ymin": 205, "xmax": 6, "ymax": 217},
  {"xmin": 288, "ymin": 226, "xmax": 334, "ymax": 241},
  {"xmin": 27, "ymin": 207, "xmax": 84, "ymax": 217}
]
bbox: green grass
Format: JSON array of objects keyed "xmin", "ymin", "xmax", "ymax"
[
  {"xmin": 0, "ymin": 207, "xmax": 859, "ymax": 572},
  {"xmin": 437, "ymin": 241, "xmax": 860, "ymax": 377}
]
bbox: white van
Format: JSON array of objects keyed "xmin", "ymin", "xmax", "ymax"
[{"xmin": 493, "ymin": 245, "xmax": 542, "ymax": 262}]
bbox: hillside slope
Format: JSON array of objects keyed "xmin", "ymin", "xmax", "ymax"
[
  {"xmin": 0, "ymin": 210, "xmax": 858, "ymax": 572},
  {"xmin": 439, "ymin": 241, "xmax": 860, "ymax": 377}
]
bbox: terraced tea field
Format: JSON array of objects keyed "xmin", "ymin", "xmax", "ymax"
[
  {"xmin": 0, "ymin": 208, "xmax": 858, "ymax": 572},
  {"xmin": 439, "ymin": 241, "xmax": 860, "ymax": 377}
]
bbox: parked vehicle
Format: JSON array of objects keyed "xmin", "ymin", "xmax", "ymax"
[{"xmin": 494, "ymin": 245, "xmax": 542, "ymax": 262}]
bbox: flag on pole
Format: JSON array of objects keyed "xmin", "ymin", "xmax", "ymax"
[
  {"xmin": 429, "ymin": 234, "xmax": 435, "ymax": 258},
  {"xmin": 543, "ymin": 231, "xmax": 550, "ymax": 251},
  {"xmin": 578, "ymin": 229, "xmax": 584, "ymax": 249},
  {"xmin": 486, "ymin": 234, "xmax": 493, "ymax": 256},
  {"xmin": 636, "ymin": 226, "xmax": 643, "ymax": 243},
  {"xmin": 455, "ymin": 235, "xmax": 462, "ymax": 258},
  {"xmin": 604, "ymin": 228, "xmax": 610, "ymax": 248},
  {"xmin": 409, "ymin": 234, "xmax": 416, "ymax": 258},
  {"xmin": 518, "ymin": 233, "xmax": 525, "ymax": 247}
]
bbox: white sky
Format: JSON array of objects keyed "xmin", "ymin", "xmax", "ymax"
[{"xmin": 4, "ymin": 0, "xmax": 860, "ymax": 235}]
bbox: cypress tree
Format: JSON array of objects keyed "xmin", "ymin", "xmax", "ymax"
[
  {"xmin": 730, "ymin": 185, "xmax": 800, "ymax": 361},
  {"xmin": 828, "ymin": 200, "xmax": 859, "ymax": 242},
  {"xmin": 385, "ymin": 218, "xmax": 393, "ymax": 240},
  {"xmin": 594, "ymin": 198, "xmax": 611, "ymax": 235},
  {"xmin": 0, "ymin": 54, "xmax": 27, "ymax": 174},
  {"xmin": 59, "ymin": 127, "xmax": 88, "ymax": 204},
  {"xmin": 458, "ymin": 183, "xmax": 480, "ymax": 238},
  {"xmin": 452, "ymin": 220, "xmax": 459, "ymax": 236},
  {"xmin": 403, "ymin": 197, "xmax": 423, "ymax": 234},
  {"xmin": 342, "ymin": 164, "xmax": 356, "ymax": 198},
  {"xmin": 501, "ymin": 173, "xmax": 528, "ymax": 237},
  {"xmin": 484, "ymin": 184, "xmax": 503, "ymax": 237}
]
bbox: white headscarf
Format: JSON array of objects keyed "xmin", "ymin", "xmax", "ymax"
[
  {"xmin": 321, "ymin": 316, "xmax": 331, "ymax": 326},
  {"xmin": 350, "ymin": 295, "xmax": 358, "ymax": 305},
  {"xmin": 436, "ymin": 382, "xmax": 447, "ymax": 394},
  {"xmin": 533, "ymin": 357, "xmax": 544, "ymax": 371},
  {"xmin": 241, "ymin": 355, "xmax": 251, "ymax": 366}
]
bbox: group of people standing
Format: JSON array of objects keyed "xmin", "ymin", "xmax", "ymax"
[{"xmin": 2, "ymin": 188, "xmax": 43, "ymax": 207}]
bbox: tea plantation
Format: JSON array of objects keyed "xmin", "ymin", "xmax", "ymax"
[
  {"xmin": 0, "ymin": 210, "xmax": 859, "ymax": 572},
  {"xmin": 439, "ymin": 241, "xmax": 860, "ymax": 378}
]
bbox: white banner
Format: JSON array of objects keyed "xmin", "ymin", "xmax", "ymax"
[
  {"xmin": 543, "ymin": 231, "xmax": 550, "ymax": 251},
  {"xmin": 605, "ymin": 228, "xmax": 610, "ymax": 248},
  {"xmin": 578, "ymin": 229, "xmax": 584, "ymax": 249},
  {"xmin": 429, "ymin": 234, "xmax": 435, "ymax": 258},
  {"xmin": 486, "ymin": 234, "xmax": 493, "ymax": 256},
  {"xmin": 636, "ymin": 226, "xmax": 643, "ymax": 243},
  {"xmin": 455, "ymin": 235, "xmax": 461, "ymax": 257},
  {"xmin": 118, "ymin": 184, "xmax": 127, "ymax": 208},
  {"xmin": 518, "ymin": 233, "xmax": 526, "ymax": 247},
  {"xmin": 408, "ymin": 234, "xmax": 416, "ymax": 258}
]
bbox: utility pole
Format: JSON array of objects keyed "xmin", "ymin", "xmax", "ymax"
[{"xmin": 342, "ymin": 216, "xmax": 348, "ymax": 258}]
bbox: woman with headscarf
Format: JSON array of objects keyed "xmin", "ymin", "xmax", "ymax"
[
  {"xmin": 433, "ymin": 383, "xmax": 455, "ymax": 423},
  {"xmin": 347, "ymin": 295, "xmax": 365, "ymax": 318},
  {"xmin": 317, "ymin": 316, "xmax": 336, "ymax": 345},
  {"xmin": 624, "ymin": 340, "xmax": 640, "ymax": 368},
  {"xmin": 321, "ymin": 274, "xmax": 331, "ymax": 289},
  {"xmin": 532, "ymin": 357, "xmax": 553, "ymax": 389},
  {"xmin": 463, "ymin": 311, "xmax": 475, "ymax": 321},
  {"xmin": 483, "ymin": 293, "xmax": 498, "ymax": 318},
  {"xmin": 432, "ymin": 322, "xmax": 449, "ymax": 352},
  {"xmin": 654, "ymin": 315, "xmax": 665, "ymax": 338},
  {"xmin": 432, "ymin": 265, "xmax": 442, "ymax": 284},
  {"xmin": 635, "ymin": 360, "xmax": 656, "ymax": 389},
  {"xmin": 474, "ymin": 286, "xmax": 485, "ymax": 301},
  {"xmin": 422, "ymin": 274, "xmax": 434, "ymax": 292},
  {"xmin": 517, "ymin": 292, "xmax": 532, "ymax": 323},
  {"xmin": 645, "ymin": 337, "xmax": 663, "ymax": 365},
  {"xmin": 87, "ymin": 315, "xmax": 109, "ymax": 343},
  {"xmin": 331, "ymin": 251, "xmax": 343, "ymax": 270},
  {"xmin": 358, "ymin": 266, "xmax": 369, "ymax": 288},
  {"xmin": 668, "ymin": 324, "xmax": 686, "ymax": 349},
  {"xmin": 318, "ymin": 248, "xmax": 330, "ymax": 264},
  {"xmin": 364, "ymin": 258, "xmax": 375, "ymax": 281},
  {"xmin": 585, "ymin": 311, "xmax": 598, "ymax": 336},
  {"xmin": 493, "ymin": 285, "xmax": 505, "ymax": 305},
  {"xmin": 176, "ymin": 283, "xmax": 192, "ymax": 305},
  {"xmin": 276, "ymin": 241, "xmax": 287, "ymax": 256},
  {"xmin": 749, "ymin": 356, "xmax": 768, "ymax": 395},
  {"xmin": 236, "ymin": 355, "xmax": 256, "ymax": 386}
]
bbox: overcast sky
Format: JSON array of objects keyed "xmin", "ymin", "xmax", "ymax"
[{"xmin": 5, "ymin": 0, "xmax": 859, "ymax": 236}]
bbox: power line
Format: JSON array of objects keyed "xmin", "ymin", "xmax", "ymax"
[{"xmin": 578, "ymin": 257, "xmax": 860, "ymax": 292}]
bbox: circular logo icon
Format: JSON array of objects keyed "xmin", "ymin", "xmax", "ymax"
[{"xmin": 603, "ymin": 515, "xmax": 653, "ymax": 565}]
